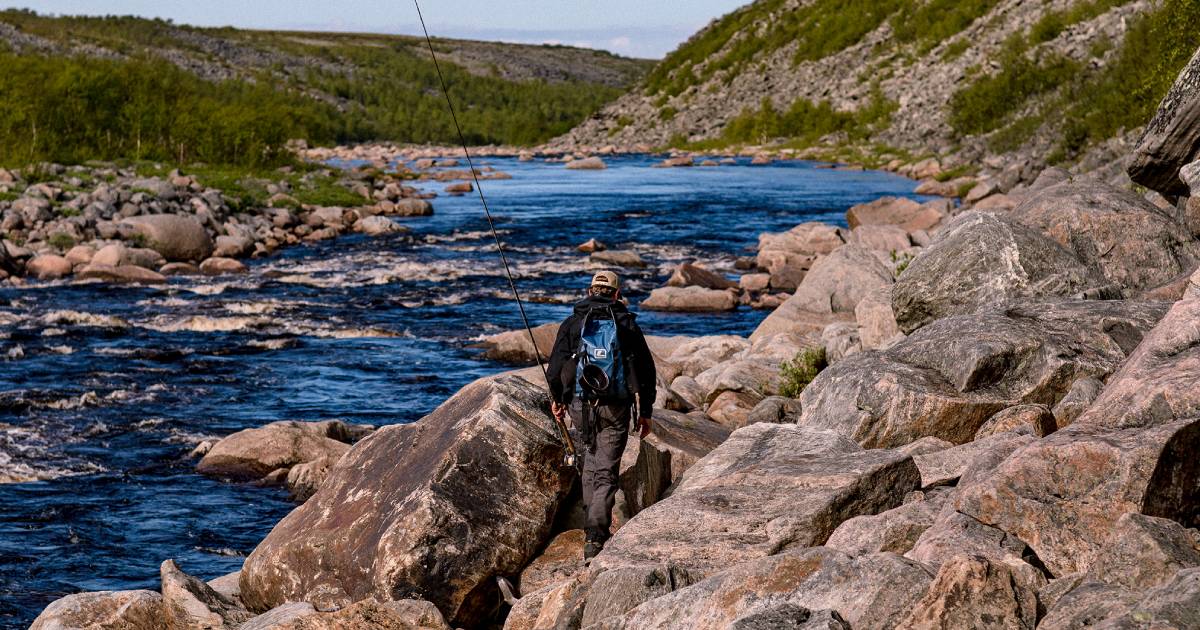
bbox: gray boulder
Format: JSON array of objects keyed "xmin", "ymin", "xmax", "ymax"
[
  {"xmin": 30, "ymin": 590, "xmax": 164, "ymax": 630},
  {"xmin": 591, "ymin": 424, "xmax": 919, "ymax": 577},
  {"xmin": 121, "ymin": 214, "xmax": 214, "ymax": 261},
  {"xmin": 1128, "ymin": 45, "xmax": 1200, "ymax": 197},
  {"xmin": 1011, "ymin": 181, "xmax": 1200, "ymax": 293},
  {"xmin": 238, "ymin": 375, "xmax": 573, "ymax": 626},
  {"xmin": 197, "ymin": 420, "xmax": 368, "ymax": 482},
  {"xmin": 1074, "ymin": 267, "xmax": 1200, "ymax": 429},
  {"xmin": 753, "ymin": 244, "xmax": 890, "ymax": 340},
  {"xmin": 598, "ymin": 548, "xmax": 931, "ymax": 630},
  {"xmin": 798, "ymin": 300, "xmax": 1166, "ymax": 447},
  {"xmin": 891, "ymin": 212, "xmax": 1113, "ymax": 333},
  {"xmin": 640, "ymin": 286, "xmax": 736, "ymax": 312}
]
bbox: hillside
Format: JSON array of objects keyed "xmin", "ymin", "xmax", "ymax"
[
  {"xmin": 0, "ymin": 10, "xmax": 652, "ymax": 167},
  {"xmin": 554, "ymin": 0, "xmax": 1200, "ymax": 173}
]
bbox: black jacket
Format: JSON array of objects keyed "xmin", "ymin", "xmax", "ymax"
[{"xmin": 547, "ymin": 295, "xmax": 657, "ymax": 419}]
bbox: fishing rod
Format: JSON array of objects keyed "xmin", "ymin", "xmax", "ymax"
[{"xmin": 411, "ymin": 0, "xmax": 578, "ymax": 468}]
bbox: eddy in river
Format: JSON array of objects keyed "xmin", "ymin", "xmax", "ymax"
[{"xmin": 547, "ymin": 270, "xmax": 657, "ymax": 560}]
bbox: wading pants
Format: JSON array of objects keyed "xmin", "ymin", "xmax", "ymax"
[{"xmin": 570, "ymin": 399, "xmax": 631, "ymax": 542}]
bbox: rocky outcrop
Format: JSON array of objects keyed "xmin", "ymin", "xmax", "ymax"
[
  {"xmin": 596, "ymin": 547, "xmax": 931, "ymax": 630},
  {"xmin": 891, "ymin": 212, "xmax": 1114, "ymax": 333},
  {"xmin": 618, "ymin": 409, "xmax": 730, "ymax": 517},
  {"xmin": 1073, "ymin": 267, "xmax": 1200, "ymax": 429},
  {"xmin": 1128, "ymin": 46, "xmax": 1200, "ymax": 197},
  {"xmin": 895, "ymin": 555, "xmax": 1039, "ymax": 630},
  {"xmin": 1009, "ymin": 180, "xmax": 1200, "ymax": 293},
  {"xmin": 955, "ymin": 418, "xmax": 1200, "ymax": 576},
  {"xmin": 591, "ymin": 424, "xmax": 920, "ymax": 577},
  {"xmin": 798, "ymin": 299, "xmax": 1166, "ymax": 447},
  {"xmin": 239, "ymin": 375, "xmax": 573, "ymax": 627},
  {"xmin": 664, "ymin": 262, "xmax": 736, "ymax": 290},
  {"xmin": 845, "ymin": 196, "xmax": 945, "ymax": 233},
  {"xmin": 196, "ymin": 420, "xmax": 370, "ymax": 482}
]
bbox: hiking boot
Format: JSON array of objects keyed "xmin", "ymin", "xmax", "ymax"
[{"xmin": 583, "ymin": 540, "xmax": 604, "ymax": 560}]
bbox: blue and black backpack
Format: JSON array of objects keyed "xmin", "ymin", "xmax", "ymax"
[{"xmin": 574, "ymin": 306, "xmax": 628, "ymax": 402}]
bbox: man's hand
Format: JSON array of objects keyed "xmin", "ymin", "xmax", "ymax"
[
  {"xmin": 637, "ymin": 417, "xmax": 652, "ymax": 439},
  {"xmin": 551, "ymin": 401, "xmax": 567, "ymax": 422}
]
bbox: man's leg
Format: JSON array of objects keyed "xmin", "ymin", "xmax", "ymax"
[{"xmin": 583, "ymin": 402, "xmax": 630, "ymax": 544}]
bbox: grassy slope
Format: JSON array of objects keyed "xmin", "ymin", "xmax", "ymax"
[
  {"xmin": 636, "ymin": 0, "xmax": 1200, "ymax": 164},
  {"xmin": 0, "ymin": 11, "xmax": 653, "ymax": 168}
]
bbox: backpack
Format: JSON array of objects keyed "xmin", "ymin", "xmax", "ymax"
[{"xmin": 574, "ymin": 306, "xmax": 628, "ymax": 402}]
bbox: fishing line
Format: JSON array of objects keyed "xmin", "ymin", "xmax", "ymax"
[{"xmin": 412, "ymin": 0, "xmax": 578, "ymax": 464}]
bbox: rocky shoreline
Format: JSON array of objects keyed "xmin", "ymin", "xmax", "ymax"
[{"xmin": 22, "ymin": 48, "xmax": 1200, "ymax": 630}]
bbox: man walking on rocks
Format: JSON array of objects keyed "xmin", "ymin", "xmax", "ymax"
[{"xmin": 548, "ymin": 270, "xmax": 656, "ymax": 560}]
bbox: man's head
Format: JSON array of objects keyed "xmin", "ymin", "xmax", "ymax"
[{"xmin": 590, "ymin": 270, "xmax": 619, "ymax": 299}]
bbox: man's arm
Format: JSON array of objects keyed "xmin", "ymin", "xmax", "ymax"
[
  {"xmin": 545, "ymin": 317, "xmax": 576, "ymax": 404},
  {"xmin": 626, "ymin": 320, "xmax": 657, "ymax": 421}
]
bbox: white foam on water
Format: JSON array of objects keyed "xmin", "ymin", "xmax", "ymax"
[
  {"xmin": 223, "ymin": 301, "xmax": 281, "ymax": 315},
  {"xmin": 0, "ymin": 312, "xmax": 22, "ymax": 326},
  {"xmin": 183, "ymin": 283, "xmax": 229, "ymax": 296},
  {"xmin": 48, "ymin": 345, "xmax": 74, "ymax": 355},
  {"xmin": 5, "ymin": 345, "xmax": 23, "ymax": 360},
  {"xmin": 41, "ymin": 327, "xmax": 66, "ymax": 336},
  {"xmin": 44, "ymin": 391, "xmax": 100, "ymax": 410},
  {"xmin": 40, "ymin": 310, "xmax": 130, "ymax": 328},
  {"xmin": 143, "ymin": 315, "xmax": 273, "ymax": 334}
]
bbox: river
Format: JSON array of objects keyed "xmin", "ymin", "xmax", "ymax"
[{"xmin": 0, "ymin": 154, "xmax": 929, "ymax": 626}]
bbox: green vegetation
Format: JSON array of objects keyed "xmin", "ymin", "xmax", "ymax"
[
  {"xmin": 644, "ymin": 0, "xmax": 907, "ymax": 97},
  {"xmin": 779, "ymin": 348, "xmax": 827, "ymax": 398},
  {"xmin": 948, "ymin": 34, "xmax": 1081, "ymax": 135},
  {"xmin": 1053, "ymin": 0, "xmax": 1200, "ymax": 159},
  {"xmin": 691, "ymin": 87, "xmax": 896, "ymax": 149},
  {"xmin": 47, "ymin": 233, "xmax": 76, "ymax": 250},
  {"xmin": 0, "ymin": 10, "xmax": 641, "ymax": 169},
  {"xmin": 891, "ymin": 0, "xmax": 1002, "ymax": 53},
  {"xmin": 948, "ymin": 0, "xmax": 1200, "ymax": 160},
  {"xmin": 1028, "ymin": 0, "xmax": 1130, "ymax": 45}
]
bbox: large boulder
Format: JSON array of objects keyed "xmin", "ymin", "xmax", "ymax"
[
  {"xmin": 894, "ymin": 555, "xmax": 1038, "ymax": 630},
  {"xmin": 756, "ymin": 222, "xmax": 846, "ymax": 291},
  {"xmin": 1040, "ymin": 568, "xmax": 1200, "ymax": 629},
  {"xmin": 664, "ymin": 335, "xmax": 750, "ymax": 379},
  {"xmin": 1010, "ymin": 180, "xmax": 1200, "ymax": 293},
  {"xmin": 1074, "ymin": 267, "xmax": 1200, "ymax": 429},
  {"xmin": 825, "ymin": 487, "xmax": 953, "ymax": 557},
  {"xmin": 30, "ymin": 590, "xmax": 164, "ymax": 630},
  {"xmin": 239, "ymin": 375, "xmax": 573, "ymax": 626},
  {"xmin": 26, "ymin": 254, "xmax": 72, "ymax": 280},
  {"xmin": 121, "ymin": 214, "xmax": 214, "ymax": 261},
  {"xmin": 196, "ymin": 420, "xmax": 368, "ymax": 482},
  {"xmin": 161, "ymin": 559, "xmax": 252, "ymax": 629},
  {"xmin": 599, "ymin": 547, "xmax": 932, "ymax": 630},
  {"xmin": 891, "ymin": 212, "xmax": 1113, "ymax": 333},
  {"xmin": 752, "ymin": 244, "xmax": 891, "ymax": 340},
  {"xmin": 591, "ymin": 424, "xmax": 920, "ymax": 577},
  {"xmin": 640, "ymin": 286, "xmax": 736, "ymax": 312},
  {"xmin": 954, "ymin": 418, "xmax": 1200, "ymax": 576},
  {"xmin": 618, "ymin": 409, "xmax": 731, "ymax": 517},
  {"xmin": 845, "ymin": 196, "xmax": 945, "ymax": 232},
  {"xmin": 1128, "ymin": 45, "xmax": 1200, "ymax": 198},
  {"xmin": 665, "ymin": 263, "xmax": 736, "ymax": 290},
  {"xmin": 76, "ymin": 263, "xmax": 166, "ymax": 284},
  {"xmin": 798, "ymin": 300, "xmax": 1166, "ymax": 447},
  {"xmin": 472, "ymin": 322, "xmax": 559, "ymax": 364}
]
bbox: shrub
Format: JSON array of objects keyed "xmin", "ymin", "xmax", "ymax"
[
  {"xmin": 779, "ymin": 347, "xmax": 827, "ymax": 398},
  {"xmin": 47, "ymin": 233, "xmax": 76, "ymax": 250}
]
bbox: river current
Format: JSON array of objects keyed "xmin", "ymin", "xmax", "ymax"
[{"xmin": 0, "ymin": 155, "xmax": 928, "ymax": 626}]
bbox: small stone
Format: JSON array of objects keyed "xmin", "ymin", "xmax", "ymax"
[{"xmin": 199, "ymin": 257, "xmax": 248, "ymax": 275}]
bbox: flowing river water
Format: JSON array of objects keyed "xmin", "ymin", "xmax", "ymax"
[{"xmin": 0, "ymin": 155, "xmax": 929, "ymax": 626}]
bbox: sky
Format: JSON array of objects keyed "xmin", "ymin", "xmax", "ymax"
[{"xmin": 1, "ymin": 1, "xmax": 750, "ymax": 58}]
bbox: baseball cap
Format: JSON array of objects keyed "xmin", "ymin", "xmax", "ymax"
[{"xmin": 591, "ymin": 270, "xmax": 619, "ymax": 290}]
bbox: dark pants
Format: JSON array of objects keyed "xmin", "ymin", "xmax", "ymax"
[{"xmin": 570, "ymin": 399, "xmax": 631, "ymax": 542}]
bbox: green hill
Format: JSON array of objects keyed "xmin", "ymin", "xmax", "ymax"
[
  {"xmin": 557, "ymin": 0, "xmax": 1200, "ymax": 171},
  {"xmin": 0, "ymin": 10, "xmax": 652, "ymax": 168}
]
